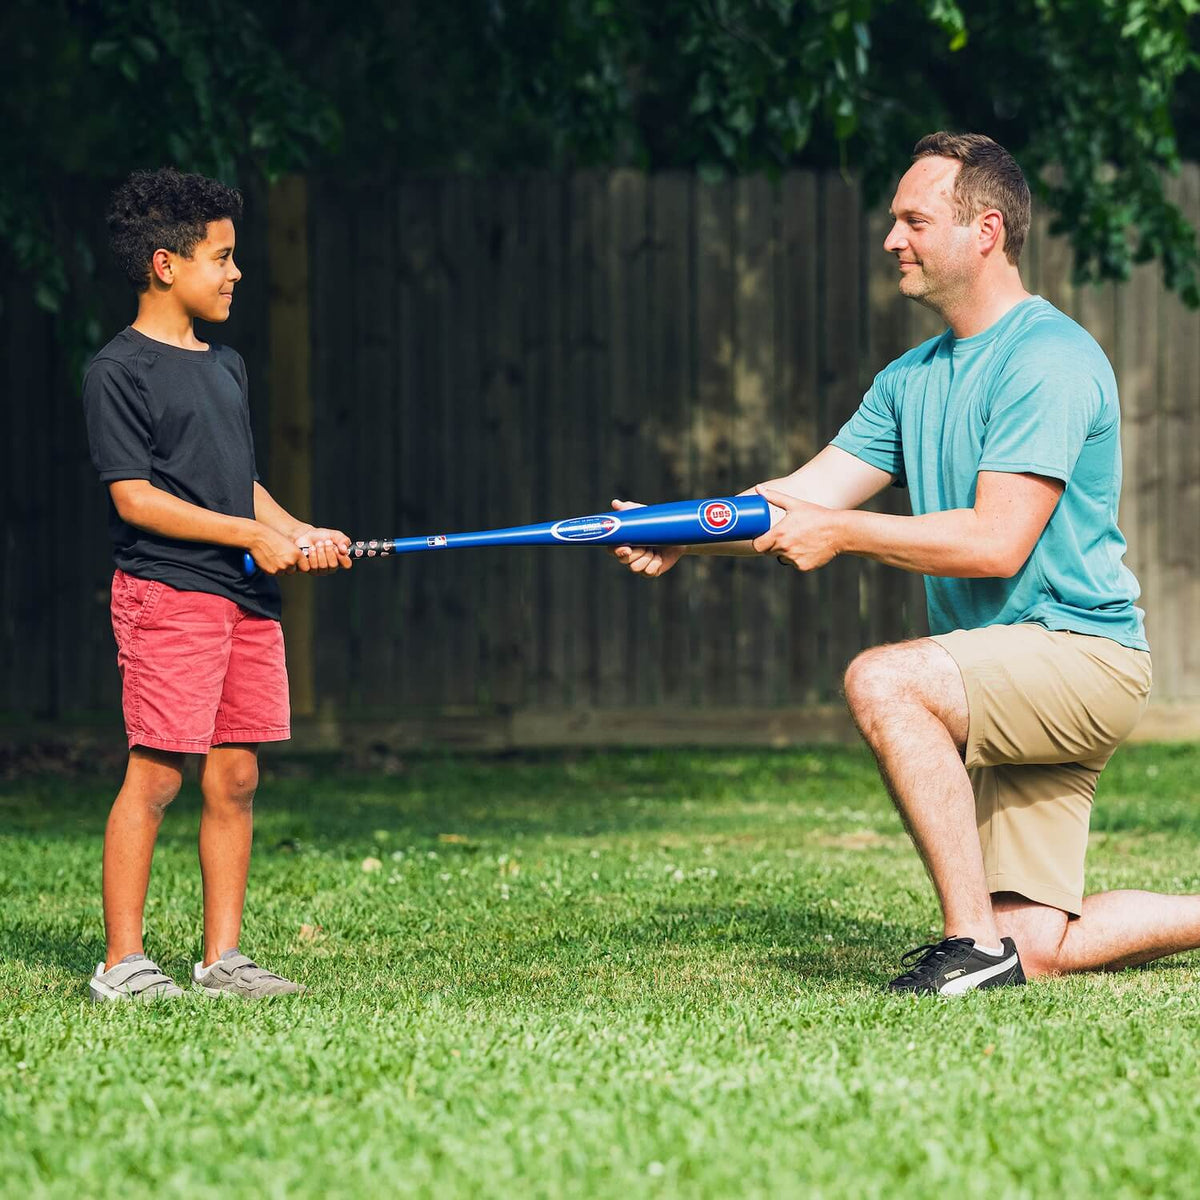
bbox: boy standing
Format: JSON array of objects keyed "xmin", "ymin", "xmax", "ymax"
[{"xmin": 83, "ymin": 168, "xmax": 349, "ymax": 1001}]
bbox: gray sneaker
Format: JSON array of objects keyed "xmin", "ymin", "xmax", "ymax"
[
  {"xmin": 192, "ymin": 949, "xmax": 306, "ymax": 998},
  {"xmin": 89, "ymin": 954, "xmax": 184, "ymax": 1003}
]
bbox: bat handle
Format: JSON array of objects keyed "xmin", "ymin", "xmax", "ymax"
[
  {"xmin": 241, "ymin": 542, "xmax": 332, "ymax": 575},
  {"xmin": 346, "ymin": 539, "xmax": 394, "ymax": 560}
]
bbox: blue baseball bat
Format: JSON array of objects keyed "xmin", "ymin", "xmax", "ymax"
[{"xmin": 242, "ymin": 495, "xmax": 770, "ymax": 575}]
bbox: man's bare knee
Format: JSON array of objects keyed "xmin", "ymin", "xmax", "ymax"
[
  {"xmin": 843, "ymin": 644, "xmax": 902, "ymax": 721},
  {"xmin": 844, "ymin": 640, "xmax": 967, "ymax": 739}
]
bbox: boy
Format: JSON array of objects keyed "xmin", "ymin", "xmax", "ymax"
[{"xmin": 82, "ymin": 167, "xmax": 350, "ymax": 1001}]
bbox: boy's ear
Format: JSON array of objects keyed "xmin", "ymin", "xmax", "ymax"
[{"xmin": 150, "ymin": 248, "xmax": 175, "ymax": 287}]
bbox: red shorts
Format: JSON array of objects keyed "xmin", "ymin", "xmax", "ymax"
[{"xmin": 110, "ymin": 570, "xmax": 291, "ymax": 754}]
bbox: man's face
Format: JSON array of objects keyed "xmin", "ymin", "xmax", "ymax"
[
  {"xmin": 166, "ymin": 218, "xmax": 241, "ymax": 321},
  {"xmin": 883, "ymin": 157, "xmax": 978, "ymax": 305}
]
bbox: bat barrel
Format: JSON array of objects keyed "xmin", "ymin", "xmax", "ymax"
[{"xmin": 599, "ymin": 495, "xmax": 770, "ymax": 544}]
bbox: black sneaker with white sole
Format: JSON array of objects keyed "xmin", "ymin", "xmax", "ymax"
[{"xmin": 888, "ymin": 936, "xmax": 1025, "ymax": 995}]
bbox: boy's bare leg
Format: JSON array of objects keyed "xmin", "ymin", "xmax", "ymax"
[
  {"xmin": 994, "ymin": 892, "xmax": 1200, "ymax": 976},
  {"xmin": 197, "ymin": 743, "xmax": 259, "ymax": 967},
  {"xmin": 843, "ymin": 639, "xmax": 1003, "ymax": 948},
  {"xmin": 103, "ymin": 747, "xmax": 186, "ymax": 969}
]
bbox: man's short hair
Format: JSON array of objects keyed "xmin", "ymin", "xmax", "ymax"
[
  {"xmin": 912, "ymin": 132, "xmax": 1031, "ymax": 265},
  {"xmin": 106, "ymin": 168, "xmax": 243, "ymax": 291}
]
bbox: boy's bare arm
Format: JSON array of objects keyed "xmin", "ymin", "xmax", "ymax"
[
  {"xmin": 252, "ymin": 481, "xmax": 309, "ymax": 540},
  {"xmin": 253, "ymin": 481, "xmax": 351, "ymax": 573},
  {"xmin": 108, "ymin": 479, "xmax": 306, "ymax": 575}
]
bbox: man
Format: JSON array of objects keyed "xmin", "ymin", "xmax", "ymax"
[{"xmin": 612, "ymin": 132, "xmax": 1200, "ymax": 995}]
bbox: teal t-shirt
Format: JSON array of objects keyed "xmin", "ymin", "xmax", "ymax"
[{"xmin": 830, "ymin": 296, "xmax": 1147, "ymax": 650}]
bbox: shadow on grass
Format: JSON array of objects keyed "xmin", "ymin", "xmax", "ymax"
[
  {"xmin": 576, "ymin": 902, "xmax": 1200, "ymax": 990},
  {"xmin": 548, "ymin": 902, "xmax": 925, "ymax": 986},
  {"xmin": 1, "ymin": 790, "xmax": 888, "ymax": 854},
  {"xmin": 7, "ymin": 900, "xmax": 1197, "ymax": 994},
  {"xmin": 0, "ymin": 920, "xmax": 98, "ymax": 976}
]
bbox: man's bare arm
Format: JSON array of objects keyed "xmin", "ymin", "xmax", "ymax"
[
  {"xmin": 757, "ymin": 470, "xmax": 1065, "ymax": 578},
  {"xmin": 611, "ymin": 446, "xmax": 895, "ymax": 576},
  {"xmin": 690, "ymin": 446, "xmax": 897, "ymax": 556}
]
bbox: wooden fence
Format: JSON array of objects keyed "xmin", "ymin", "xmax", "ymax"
[{"xmin": 3, "ymin": 168, "xmax": 1199, "ymax": 744}]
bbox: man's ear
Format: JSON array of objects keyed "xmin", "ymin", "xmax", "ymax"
[
  {"xmin": 150, "ymin": 248, "xmax": 175, "ymax": 286},
  {"xmin": 978, "ymin": 209, "xmax": 1005, "ymax": 256}
]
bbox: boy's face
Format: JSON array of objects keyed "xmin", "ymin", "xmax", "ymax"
[{"xmin": 162, "ymin": 218, "xmax": 241, "ymax": 322}]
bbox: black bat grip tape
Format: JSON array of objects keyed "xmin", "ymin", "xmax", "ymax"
[{"xmin": 347, "ymin": 540, "xmax": 394, "ymax": 560}]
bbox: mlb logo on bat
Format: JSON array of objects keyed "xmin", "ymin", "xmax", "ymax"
[{"xmin": 698, "ymin": 500, "xmax": 738, "ymax": 536}]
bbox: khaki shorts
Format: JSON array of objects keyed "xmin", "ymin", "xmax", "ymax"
[{"xmin": 930, "ymin": 624, "xmax": 1152, "ymax": 916}]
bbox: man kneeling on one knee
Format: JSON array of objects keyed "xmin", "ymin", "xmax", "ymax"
[{"xmin": 611, "ymin": 132, "xmax": 1175, "ymax": 995}]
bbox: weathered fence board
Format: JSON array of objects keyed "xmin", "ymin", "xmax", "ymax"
[
  {"xmin": 779, "ymin": 172, "xmax": 823, "ymax": 703},
  {"xmin": 442, "ymin": 175, "xmax": 486, "ymax": 708},
  {"xmin": 821, "ymin": 174, "xmax": 867, "ymax": 694},
  {"xmin": 649, "ymin": 173, "xmax": 696, "ymax": 707},
  {"xmin": 309, "ymin": 176, "xmax": 354, "ymax": 713},
  {"xmin": 731, "ymin": 176, "xmax": 777, "ymax": 706},
  {"xmin": 1159, "ymin": 168, "xmax": 1200, "ymax": 698}
]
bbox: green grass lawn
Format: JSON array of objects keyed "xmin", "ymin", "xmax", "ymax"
[{"xmin": 3, "ymin": 742, "xmax": 1200, "ymax": 1198}]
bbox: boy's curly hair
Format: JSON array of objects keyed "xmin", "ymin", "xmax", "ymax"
[{"xmin": 106, "ymin": 168, "xmax": 243, "ymax": 291}]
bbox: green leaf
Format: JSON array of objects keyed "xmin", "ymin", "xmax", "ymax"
[
  {"xmin": 131, "ymin": 37, "xmax": 159, "ymax": 63},
  {"xmin": 33, "ymin": 281, "xmax": 61, "ymax": 313},
  {"xmin": 728, "ymin": 105, "xmax": 754, "ymax": 136}
]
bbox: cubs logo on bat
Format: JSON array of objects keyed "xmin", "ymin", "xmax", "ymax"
[{"xmin": 698, "ymin": 500, "xmax": 738, "ymax": 535}]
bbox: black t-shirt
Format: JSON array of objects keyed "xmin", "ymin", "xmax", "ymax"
[{"xmin": 82, "ymin": 327, "xmax": 281, "ymax": 619}]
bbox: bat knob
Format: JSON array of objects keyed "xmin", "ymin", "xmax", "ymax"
[{"xmin": 242, "ymin": 552, "xmax": 256, "ymax": 576}]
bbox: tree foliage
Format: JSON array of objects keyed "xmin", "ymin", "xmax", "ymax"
[
  {"xmin": 1, "ymin": 0, "xmax": 338, "ymax": 358},
  {"xmin": 325, "ymin": 0, "xmax": 1196, "ymax": 302},
  {"xmin": 4, "ymin": 0, "xmax": 1198, "ymax": 355}
]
